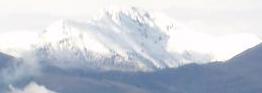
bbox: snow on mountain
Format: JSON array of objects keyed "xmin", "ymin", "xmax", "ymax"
[
  {"xmin": 31, "ymin": 6, "xmax": 261, "ymax": 71},
  {"xmin": 1, "ymin": 6, "xmax": 262, "ymax": 93},
  {"xmin": 4, "ymin": 43, "xmax": 262, "ymax": 93},
  {"xmin": 0, "ymin": 6, "xmax": 260, "ymax": 72},
  {"xmin": 34, "ymin": 7, "xmax": 179, "ymax": 71}
]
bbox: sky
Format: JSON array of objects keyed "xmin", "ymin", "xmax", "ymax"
[{"xmin": 0, "ymin": 0, "xmax": 261, "ymax": 38}]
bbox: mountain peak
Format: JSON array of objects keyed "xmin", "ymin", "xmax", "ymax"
[
  {"xmin": 104, "ymin": 6, "xmax": 149, "ymax": 18},
  {"xmin": 96, "ymin": 6, "xmax": 154, "ymax": 27},
  {"xmin": 93, "ymin": 6, "xmax": 176, "ymax": 34}
]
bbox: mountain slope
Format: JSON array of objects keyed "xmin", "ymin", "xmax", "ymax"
[
  {"xmin": 228, "ymin": 43, "xmax": 262, "ymax": 63},
  {"xmin": 225, "ymin": 43, "xmax": 262, "ymax": 84},
  {"xmin": 10, "ymin": 52, "xmax": 262, "ymax": 93}
]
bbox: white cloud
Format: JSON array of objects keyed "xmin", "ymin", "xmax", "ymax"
[
  {"xmin": 9, "ymin": 82, "xmax": 56, "ymax": 93},
  {"xmin": 167, "ymin": 25, "xmax": 262, "ymax": 61},
  {"xmin": 0, "ymin": 31, "xmax": 38, "ymax": 57}
]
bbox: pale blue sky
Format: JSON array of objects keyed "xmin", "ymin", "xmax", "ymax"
[{"xmin": 0, "ymin": 0, "xmax": 261, "ymax": 38}]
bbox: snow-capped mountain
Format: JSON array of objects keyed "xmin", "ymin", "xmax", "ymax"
[
  {"xmin": 34, "ymin": 7, "xmax": 176, "ymax": 71},
  {"xmin": 1, "ymin": 6, "xmax": 262, "ymax": 93},
  {"xmin": 33, "ymin": 7, "xmax": 213, "ymax": 71},
  {"xmin": 30, "ymin": 6, "xmax": 261, "ymax": 71},
  {"xmin": 0, "ymin": 6, "xmax": 260, "ymax": 72}
]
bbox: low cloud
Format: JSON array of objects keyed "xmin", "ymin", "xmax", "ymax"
[
  {"xmin": 0, "ymin": 52, "xmax": 42, "ymax": 84},
  {"xmin": 9, "ymin": 82, "xmax": 56, "ymax": 93}
]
